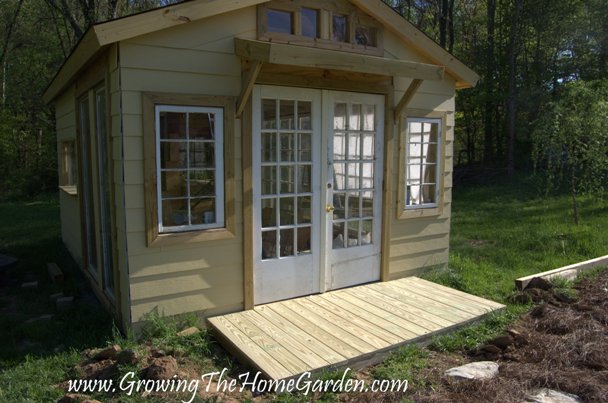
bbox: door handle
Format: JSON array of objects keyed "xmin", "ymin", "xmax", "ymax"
[{"xmin": 326, "ymin": 204, "xmax": 335, "ymax": 213}]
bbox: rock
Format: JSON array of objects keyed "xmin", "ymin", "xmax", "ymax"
[
  {"xmin": 146, "ymin": 356, "xmax": 178, "ymax": 380},
  {"xmin": 21, "ymin": 281, "xmax": 38, "ymax": 289},
  {"xmin": 525, "ymin": 388, "xmax": 583, "ymax": 403},
  {"xmin": 506, "ymin": 328, "xmax": 529, "ymax": 345},
  {"xmin": 94, "ymin": 344, "xmax": 121, "ymax": 361},
  {"xmin": 445, "ymin": 361, "xmax": 499, "ymax": 381},
  {"xmin": 488, "ymin": 335, "xmax": 514, "ymax": 349},
  {"xmin": 49, "ymin": 292, "xmax": 64, "ymax": 301},
  {"xmin": 554, "ymin": 292, "xmax": 575, "ymax": 304},
  {"xmin": 82, "ymin": 400, "xmax": 103, "ymax": 403},
  {"xmin": 56, "ymin": 296, "xmax": 74, "ymax": 311},
  {"xmin": 526, "ymin": 277, "xmax": 554, "ymax": 291},
  {"xmin": 177, "ymin": 326, "xmax": 201, "ymax": 337},
  {"xmin": 117, "ymin": 349, "xmax": 138, "ymax": 365}
]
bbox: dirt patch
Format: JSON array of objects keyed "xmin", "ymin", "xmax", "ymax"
[{"xmin": 404, "ymin": 268, "xmax": 608, "ymax": 402}]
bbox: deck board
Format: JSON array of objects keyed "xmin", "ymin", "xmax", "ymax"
[{"xmin": 208, "ymin": 277, "xmax": 505, "ymax": 380}]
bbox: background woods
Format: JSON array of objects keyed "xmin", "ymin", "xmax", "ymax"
[{"xmin": 0, "ymin": 0, "xmax": 606, "ymax": 199}]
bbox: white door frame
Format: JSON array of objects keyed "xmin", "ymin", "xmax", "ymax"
[{"xmin": 252, "ymin": 85, "xmax": 385, "ymax": 304}]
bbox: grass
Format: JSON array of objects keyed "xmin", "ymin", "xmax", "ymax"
[{"xmin": 0, "ymin": 174, "xmax": 607, "ymax": 400}]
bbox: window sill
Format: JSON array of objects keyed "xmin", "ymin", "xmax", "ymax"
[
  {"xmin": 148, "ymin": 227, "xmax": 236, "ymax": 248},
  {"xmin": 59, "ymin": 185, "xmax": 78, "ymax": 196},
  {"xmin": 398, "ymin": 206, "xmax": 443, "ymax": 220}
]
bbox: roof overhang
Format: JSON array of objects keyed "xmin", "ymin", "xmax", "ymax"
[{"xmin": 44, "ymin": 0, "xmax": 478, "ymax": 104}]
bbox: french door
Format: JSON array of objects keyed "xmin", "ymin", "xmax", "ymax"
[{"xmin": 252, "ymin": 85, "xmax": 384, "ymax": 305}]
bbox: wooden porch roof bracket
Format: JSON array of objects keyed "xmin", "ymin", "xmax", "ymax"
[{"xmin": 234, "ymin": 38, "xmax": 445, "ymax": 116}]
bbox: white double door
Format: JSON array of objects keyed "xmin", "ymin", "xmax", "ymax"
[{"xmin": 253, "ymin": 85, "xmax": 384, "ymax": 305}]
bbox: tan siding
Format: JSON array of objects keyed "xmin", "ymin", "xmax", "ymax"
[
  {"xmin": 384, "ymin": 29, "xmax": 455, "ymax": 279},
  {"xmin": 119, "ymin": 7, "xmax": 255, "ymax": 323}
]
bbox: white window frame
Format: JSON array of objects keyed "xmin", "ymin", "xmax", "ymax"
[
  {"xmin": 404, "ymin": 117, "xmax": 442, "ymax": 210},
  {"xmin": 155, "ymin": 105, "xmax": 225, "ymax": 234}
]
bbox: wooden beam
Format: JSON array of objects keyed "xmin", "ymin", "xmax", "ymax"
[
  {"xmin": 234, "ymin": 38, "xmax": 445, "ymax": 81},
  {"xmin": 394, "ymin": 79, "xmax": 423, "ymax": 120},
  {"xmin": 94, "ymin": 0, "xmax": 269, "ymax": 46},
  {"xmin": 349, "ymin": 0, "xmax": 479, "ymax": 88},
  {"xmin": 236, "ymin": 61, "xmax": 262, "ymax": 118},
  {"xmin": 515, "ymin": 255, "xmax": 608, "ymax": 290}
]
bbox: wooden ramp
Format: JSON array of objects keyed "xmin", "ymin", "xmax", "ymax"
[{"xmin": 207, "ymin": 277, "xmax": 504, "ymax": 380}]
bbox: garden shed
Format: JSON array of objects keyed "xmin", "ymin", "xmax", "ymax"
[{"xmin": 44, "ymin": 0, "xmax": 480, "ymax": 333}]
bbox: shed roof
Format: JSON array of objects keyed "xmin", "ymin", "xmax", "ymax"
[{"xmin": 43, "ymin": 0, "xmax": 479, "ymax": 103}]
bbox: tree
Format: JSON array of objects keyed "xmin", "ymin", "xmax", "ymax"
[{"xmin": 532, "ymin": 81, "xmax": 608, "ymax": 224}]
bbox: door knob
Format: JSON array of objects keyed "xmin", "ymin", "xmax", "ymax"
[{"xmin": 326, "ymin": 204, "xmax": 335, "ymax": 213}]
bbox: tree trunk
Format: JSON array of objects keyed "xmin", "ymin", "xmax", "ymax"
[
  {"xmin": 507, "ymin": 0, "xmax": 522, "ymax": 176},
  {"xmin": 484, "ymin": 0, "xmax": 496, "ymax": 167},
  {"xmin": 440, "ymin": 0, "xmax": 448, "ymax": 48},
  {"xmin": 448, "ymin": 0, "xmax": 455, "ymax": 53},
  {"xmin": 0, "ymin": 0, "xmax": 24, "ymax": 108}
]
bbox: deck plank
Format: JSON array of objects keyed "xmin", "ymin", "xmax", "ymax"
[{"xmin": 207, "ymin": 277, "xmax": 505, "ymax": 381}]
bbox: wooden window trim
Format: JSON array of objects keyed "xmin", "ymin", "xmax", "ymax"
[
  {"xmin": 257, "ymin": 0, "xmax": 383, "ymax": 57},
  {"xmin": 143, "ymin": 93, "xmax": 236, "ymax": 247},
  {"xmin": 397, "ymin": 109, "xmax": 446, "ymax": 219},
  {"xmin": 59, "ymin": 140, "xmax": 78, "ymax": 195}
]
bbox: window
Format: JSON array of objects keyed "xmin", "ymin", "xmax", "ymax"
[
  {"xmin": 259, "ymin": 1, "xmax": 382, "ymax": 55},
  {"xmin": 402, "ymin": 117, "xmax": 443, "ymax": 214},
  {"xmin": 156, "ymin": 105, "xmax": 225, "ymax": 233},
  {"xmin": 60, "ymin": 141, "xmax": 78, "ymax": 190}
]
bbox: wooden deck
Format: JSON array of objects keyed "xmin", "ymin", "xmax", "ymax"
[{"xmin": 207, "ymin": 277, "xmax": 505, "ymax": 380}]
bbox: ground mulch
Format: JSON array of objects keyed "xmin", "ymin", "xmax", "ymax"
[{"xmin": 401, "ymin": 269, "xmax": 608, "ymax": 402}]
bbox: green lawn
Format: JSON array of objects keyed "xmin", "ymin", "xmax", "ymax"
[{"xmin": 0, "ymin": 176, "xmax": 606, "ymax": 401}]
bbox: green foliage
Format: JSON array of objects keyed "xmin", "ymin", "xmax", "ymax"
[
  {"xmin": 372, "ymin": 345, "xmax": 432, "ymax": 388},
  {"xmin": 532, "ymin": 80, "xmax": 608, "ymax": 223}
]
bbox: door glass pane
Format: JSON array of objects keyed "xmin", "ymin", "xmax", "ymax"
[
  {"xmin": 348, "ymin": 133, "xmax": 361, "ymax": 160},
  {"xmin": 262, "ymin": 99, "xmax": 276, "ymax": 129},
  {"xmin": 280, "ymin": 165, "xmax": 295, "ymax": 193},
  {"xmin": 298, "ymin": 133, "xmax": 311, "ymax": 161},
  {"xmin": 262, "ymin": 231, "xmax": 277, "ymax": 259},
  {"xmin": 297, "ymin": 165, "xmax": 311, "ymax": 193},
  {"xmin": 347, "ymin": 193, "xmax": 360, "ymax": 218},
  {"xmin": 363, "ymin": 104, "xmax": 375, "ymax": 131},
  {"xmin": 332, "ymin": 222, "xmax": 345, "ymax": 249},
  {"xmin": 190, "ymin": 170, "xmax": 215, "ymax": 197},
  {"xmin": 333, "ymin": 193, "xmax": 345, "ymax": 219},
  {"xmin": 298, "ymin": 101, "xmax": 312, "ymax": 130},
  {"xmin": 333, "ymin": 163, "xmax": 346, "ymax": 190},
  {"xmin": 421, "ymin": 184, "xmax": 437, "ymax": 204},
  {"xmin": 262, "ymin": 132, "xmax": 277, "ymax": 162},
  {"xmin": 280, "ymin": 229, "xmax": 295, "ymax": 257},
  {"xmin": 261, "ymin": 166, "xmax": 276, "ymax": 195},
  {"xmin": 280, "ymin": 197, "xmax": 295, "ymax": 225},
  {"xmin": 297, "ymin": 227, "xmax": 311, "ymax": 254},
  {"xmin": 361, "ymin": 162, "xmax": 374, "ymax": 189},
  {"xmin": 349, "ymin": 104, "xmax": 361, "ymax": 130},
  {"xmin": 261, "ymin": 198, "xmax": 276, "ymax": 228},
  {"xmin": 280, "ymin": 100, "xmax": 295, "ymax": 130},
  {"xmin": 297, "ymin": 196, "xmax": 311, "ymax": 224},
  {"xmin": 280, "ymin": 133, "xmax": 295, "ymax": 161},
  {"xmin": 361, "ymin": 219, "xmax": 373, "ymax": 245},
  {"xmin": 347, "ymin": 163, "xmax": 359, "ymax": 189},
  {"xmin": 333, "ymin": 132, "xmax": 346, "ymax": 160},
  {"xmin": 191, "ymin": 198, "xmax": 215, "ymax": 225},
  {"xmin": 362, "ymin": 133, "xmax": 374, "ymax": 160},
  {"xmin": 334, "ymin": 103, "xmax": 346, "ymax": 130},
  {"xmin": 347, "ymin": 221, "xmax": 360, "ymax": 247},
  {"xmin": 361, "ymin": 191, "xmax": 373, "ymax": 217}
]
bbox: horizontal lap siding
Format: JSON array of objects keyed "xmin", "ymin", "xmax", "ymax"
[
  {"xmin": 120, "ymin": 7, "xmax": 256, "ymax": 322},
  {"xmin": 384, "ymin": 31, "xmax": 455, "ymax": 278},
  {"xmin": 56, "ymin": 86, "xmax": 83, "ymax": 265}
]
